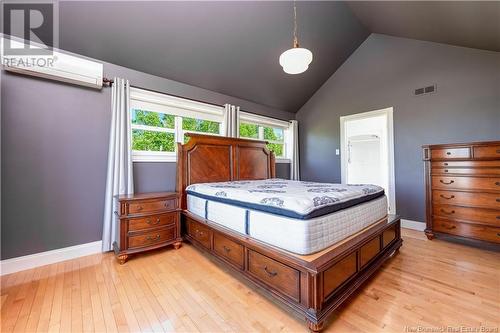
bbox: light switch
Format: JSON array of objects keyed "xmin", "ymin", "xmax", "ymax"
[{"xmin": 335, "ymin": 149, "xmax": 340, "ymax": 155}]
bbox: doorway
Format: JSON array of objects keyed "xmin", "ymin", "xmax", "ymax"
[{"xmin": 340, "ymin": 107, "xmax": 396, "ymax": 213}]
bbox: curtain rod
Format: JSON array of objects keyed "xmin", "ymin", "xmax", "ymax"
[{"xmin": 101, "ymin": 77, "xmax": 291, "ymax": 123}]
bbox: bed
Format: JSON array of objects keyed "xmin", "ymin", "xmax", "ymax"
[{"xmin": 177, "ymin": 134, "xmax": 402, "ymax": 332}]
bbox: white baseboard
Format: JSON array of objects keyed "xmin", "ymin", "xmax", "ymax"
[
  {"xmin": 401, "ymin": 219, "xmax": 426, "ymax": 231},
  {"xmin": 0, "ymin": 240, "xmax": 102, "ymax": 276}
]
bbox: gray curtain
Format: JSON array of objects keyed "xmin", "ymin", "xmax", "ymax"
[
  {"xmin": 290, "ymin": 120, "xmax": 300, "ymax": 180},
  {"xmin": 102, "ymin": 77, "xmax": 134, "ymax": 251},
  {"xmin": 224, "ymin": 104, "xmax": 240, "ymax": 137}
]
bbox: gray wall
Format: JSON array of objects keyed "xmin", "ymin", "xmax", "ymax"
[
  {"xmin": 296, "ymin": 34, "xmax": 500, "ymax": 223},
  {"xmin": 1, "ymin": 59, "xmax": 293, "ymax": 260}
]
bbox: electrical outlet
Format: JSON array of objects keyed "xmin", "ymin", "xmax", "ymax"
[{"xmin": 335, "ymin": 149, "xmax": 340, "ymax": 156}]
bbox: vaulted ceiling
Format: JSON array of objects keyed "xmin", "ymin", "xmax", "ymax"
[{"xmin": 58, "ymin": 1, "xmax": 500, "ymax": 113}]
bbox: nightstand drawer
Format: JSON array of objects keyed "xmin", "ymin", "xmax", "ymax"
[
  {"xmin": 128, "ymin": 212, "xmax": 178, "ymax": 232},
  {"xmin": 128, "ymin": 198, "xmax": 177, "ymax": 214},
  {"xmin": 128, "ymin": 226, "xmax": 176, "ymax": 249}
]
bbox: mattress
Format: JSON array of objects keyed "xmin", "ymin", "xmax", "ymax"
[
  {"xmin": 187, "ymin": 194, "xmax": 387, "ymax": 255},
  {"xmin": 186, "ymin": 179, "xmax": 384, "ymax": 219}
]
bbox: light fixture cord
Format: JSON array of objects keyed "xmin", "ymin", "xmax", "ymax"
[{"xmin": 293, "ymin": 0, "xmax": 299, "ymax": 48}]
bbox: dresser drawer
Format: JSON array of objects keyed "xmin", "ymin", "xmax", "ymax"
[
  {"xmin": 213, "ymin": 233, "xmax": 244, "ymax": 269},
  {"xmin": 128, "ymin": 226, "xmax": 176, "ymax": 249},
  {"xmin": 431, "ymin": 168, "xmax": 500, "ymax": 176},
  {"xmin": 433, "ymin": 204, "xmax": 500, "ymax": 227},
  {"xmin": 432, "ymin": 161, "xmax": 500, "ymax": 168},
  {"xmin": 128, "ymin": 198, "xmax": 177, "ymax": 214},
  {"xmin": 247, "ymin": 250, "xmax": 300, "ymax": 301},
  {"xmin": 432, "ymin": 176, "xmax": 500, "ymax": 192},
  {"xmin": 128, "ymin": 212, "xmax": 177, "ymax": 232},
  {"xmin": 187, "ymin": 220, "xmax": 212, "ymax": 249},
  {"xmin": 473, "ymin": 146, "xmax": 500, "ymax": 159},
  {"xmin": 431, "ymin": 147, "xmax": 471, "ymax": 160},
  {"xmin": 433, "ymin": 218, "xmax": 500, "ymax": 243},
  {"xmin": 433, "ymin": 190, "xmax": 500, "ymax": 209}
]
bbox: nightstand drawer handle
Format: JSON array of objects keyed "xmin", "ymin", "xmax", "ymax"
[
  {"xmin": 263, "ymin": 266, "xmax": 277, "ymax": 277},
  {"xmin": 496, "ymin": 216, "xmax": 500, "ymax": 220},
  {"xmin": 146, "ymin": 234, "xmax": 161, "ymax": 241},
  {"xmin": 440, "ymin": 180, "xmax": 454, "ymax": 185},
  {"xmin": 147, "ymin": 218, "xmax": 160, "ymax": 225},
  {"xmin": 440, "ymin": 194, "xmax": 455, "ymax": 200},
  {"xmin": 497, "ymin": 198, "xmax": 500, "ymax": 202},
  {"xmin": 441, "ymin": 224, "xmax": 456, "ymax": 230},
  {"xmin": 195, "ymin": 229, "xmax": 204, "ymax": 237},
  {"xmin": 222, "ymin": 246, "xmax": 231, "ymax": 253},
  {"xmin": 496, "ymin": 149, "xmax": 500, "ymax": 154},
  {"xmin": 136, "ymin": 206, "xmax": 143, "ymax": 211},
  {"xmin": 497, "ymin": 233, "xmax": 500, "ymax": 237},
  {"xmin": 440, "ymin": 209, "xmax": 455, "ymax": 215},
  {"xmin": 496, "ymin": 182, "xmax": 500, "ymax": 186}
]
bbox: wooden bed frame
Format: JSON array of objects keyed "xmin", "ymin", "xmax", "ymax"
[{"xmin": 177, "ymin": 134, "xmax": 402, "ymax": 332}]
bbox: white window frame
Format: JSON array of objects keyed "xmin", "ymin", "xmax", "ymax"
[
  {"xmin": 130, "ymin": 88, "xmax": 225, "ymax": 162},
  {"xmin": 238, "ymin": 112, "xmax": 291, "ymax": 163}
]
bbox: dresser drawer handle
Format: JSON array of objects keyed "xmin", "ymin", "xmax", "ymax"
[
  {"xmin": 496, "ymin": 182, "xmax": 500, "ymax": 186},
  {"xmin": 441, "ymin": 224, "xmax": 456, "ymax": 230},
  {"xmin": 440, "ymin": 209, "xmax": 455, "ymax": 215},
  {"xmin": 497, "ymin": 198, "xmax": 500, "ymax": 202},
  {"xmin": 443, "ymin": 162, "xmax": 449, "ymax": 166},
  {"xmin": 136, "ymin": 206, "xmax": 143, "ymax": 211},
  {"xmin": 195, "ymin": 229, "xmax": 204, "ymax": 237},
  {"xmin": 496, "ymin": 216, "xmax": 500, "ymax": 220},
  {"xmin": 222, "ymin": 245, "xmax": 231, "ymax": 253},
  {"xmin": 496, "ymin": 149, "xmax": 500, "ymax": 154},
  {"xmin": 440, "ymin": 180, "xmax": 454, "ymax": 185},
  {"xmin": 446, "ymin": 152, "xmax": 451, "ymax": 155},
  {"xmin": 497, "ymin": 233, "xmax": 500, "ymax": 237},
  {"xmin": 263, "ymin": 266, "xmax": 278, "ymax": 277},
  {"xmin": 440, "ymin": 194, "xmax": 455, "ymax": 200},
  {"xmin": 147, "ymin": 218, "xmax": 160, "ymax": 225},
  {"xmin": 146, "ymin": 234, "xmax": 161, "ymax": 241},
  {"xmin": 444, "ymin": 169, "xmax": 449, "ymax": 173}
]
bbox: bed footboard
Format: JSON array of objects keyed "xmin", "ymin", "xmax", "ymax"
[{"xmin": 182, "ymin": 212, "xmax": 402, "ymax": 331}]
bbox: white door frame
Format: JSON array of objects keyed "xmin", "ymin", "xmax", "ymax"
[{"xmin": 340, "ymin": 107, "xmax": 396, "ymax": 214}]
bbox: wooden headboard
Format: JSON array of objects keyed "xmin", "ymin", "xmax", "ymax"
[{"xmin": 176, "ymin": 133, "xmax": 276, "ymax": 209}]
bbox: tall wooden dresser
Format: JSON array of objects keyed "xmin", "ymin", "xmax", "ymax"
[{"xmin": 422, "ymin": 141, "xmax": 500, "ymax": 246}]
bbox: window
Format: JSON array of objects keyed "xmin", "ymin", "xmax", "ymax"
[
  {"xmin": 238, "ymin": 112, "xmax": 291, "ymax": 162},
  {"xmin": 130, "ymin": 88, "xmax": 224, "ymax": 162}
]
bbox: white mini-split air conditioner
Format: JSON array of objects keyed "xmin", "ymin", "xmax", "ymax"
[{"xmin": 1, "ymin": 35, "xmax": 103, "ymax": 89}]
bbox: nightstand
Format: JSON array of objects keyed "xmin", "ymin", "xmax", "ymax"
[{"xmin": 113, "ymin": 192, "xmax": 182, "ymax": 264}]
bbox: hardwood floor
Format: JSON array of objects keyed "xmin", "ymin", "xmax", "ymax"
[{"xmin": 1, "ymin": 229, "xmax": 499, "ymax": 333}]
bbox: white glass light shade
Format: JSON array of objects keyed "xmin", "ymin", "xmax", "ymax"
[{"xmin": 279, "ymin": 47, "xmax": 313, "ymax": 74}]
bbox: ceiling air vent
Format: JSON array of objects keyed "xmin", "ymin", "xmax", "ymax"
[{"xmin": 414, "ymin": 84, "xmax": 437, "ymax": 96}]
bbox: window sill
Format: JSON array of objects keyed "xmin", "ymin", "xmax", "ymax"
[
  {"xmin": 132, "ymin": 152, "xmax": 290, "ymax": 164},
  {"xmin": 132, "ymin": 151, "xmax": 176, "ymax": 163}
]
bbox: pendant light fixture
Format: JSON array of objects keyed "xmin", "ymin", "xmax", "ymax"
[{"xmin": 279, "ymin": 0, "xmax": 313, "ymax": 74}]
